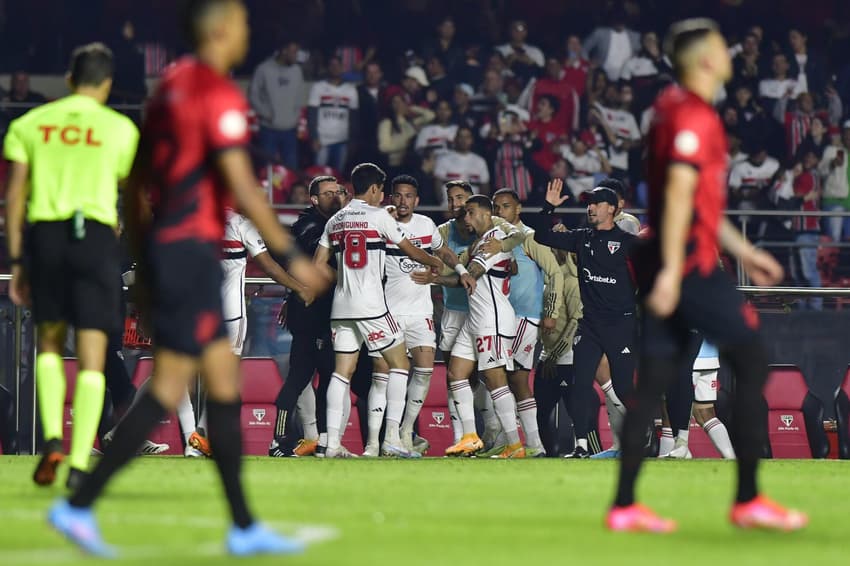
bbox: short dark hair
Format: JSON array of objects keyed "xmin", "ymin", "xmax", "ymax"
[
  {"xmin": 538, "ymin": 94, "xmax": 560, "ymax": 114},
  {"xmin": 308, "ymin": 175, "xmax": 337, "ymax": 196},
  {"xmin": 391, "ymin": 174, "xmax": 419, "ymax": 192},
  {"xmin": 181, "ymin": 0, "xmax": 239, "ymax": 47},
  {"xmin": 492, "ymin": 188, "xmax": 520, "ymax": 203},
  {"xmin": 664, "ymin": 18, "xmax": 720, "ymax": 78},
  {"xmin": 445, "ymin": 179, "xmax": 473, "ymax": 195},
  {"xmin": 351, "ymin": 163, "xmax": 386, "ymax": 195},
  {"xmin": 466, "ymin": 194, "xmax": 492, "ymax": 212},
  {"xmin": 68, "ymin": 43, "xmax": 114, "ymax": 87}
]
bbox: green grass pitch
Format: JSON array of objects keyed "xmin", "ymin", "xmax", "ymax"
[{"xmin": 0, "ymin": 457, "xmax": 847, "ymax": 565}]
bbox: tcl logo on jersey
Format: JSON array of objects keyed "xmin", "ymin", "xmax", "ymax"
[
  {"xmin": 38, "ymin": 125, "xmax": 101, "ymax": 146},
  {"xmin": 367, "ymin": 330, "xmax": 386, "ymax": 342}
]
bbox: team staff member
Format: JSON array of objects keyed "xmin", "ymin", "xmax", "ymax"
[
  {"xmin": 50, "ymin": 0, "xmax": 331, "ymax": 557},
  {"xmin": 269, "ymin": 175, "xmax": 345, "ymax": 457},
  {"xmin": 608, "ymin": 19, "xmax": 805, "ymax": 532},
  {"xmin": 529, "ymin": 178, "xmax": 638, "ymax": 459},
  {"xmin": 4, "ymin": 43, "xmax": 139, "ymax": 488}
]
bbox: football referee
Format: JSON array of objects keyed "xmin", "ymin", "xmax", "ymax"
[{"xmin": 3, "ymin": 43, "xmax": 139, "ymax": 488}]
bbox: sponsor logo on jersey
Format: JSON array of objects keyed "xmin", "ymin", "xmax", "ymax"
[
  {"xmin": 621, "ymin": 346, "xmax": 630, "ymax": 354},
  {"xmin": 583, "ymin": 268, "xmax": 617, "ymax": 284},
  {"xmin": 399, "ymin": 256, "xmax": 421, "ymax": 273},
  {"xmin": 367, "ymin": 330, "xmax": 386, "ymax": 342},
  {"xmin": 607, "ymin": 241, "xmax": 621, "ymax": 254}
]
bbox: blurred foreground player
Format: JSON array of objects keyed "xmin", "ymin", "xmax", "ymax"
[
  {"xmin": 48, "ymin": 0, "xmax": 331, "ymax": 557},
  {"xmin": 607, "ymin": 19, "xmax": 806, "ymax": 533}
]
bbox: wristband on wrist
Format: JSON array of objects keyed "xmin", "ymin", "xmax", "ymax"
[{"xmin": 454, "ymin": 264, "xmax": 469, "ymax": 276}]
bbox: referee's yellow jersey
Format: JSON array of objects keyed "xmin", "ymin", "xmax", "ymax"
[{"xmin": 2, "ymin": 94, "xmax": 139, "ymax": 228}]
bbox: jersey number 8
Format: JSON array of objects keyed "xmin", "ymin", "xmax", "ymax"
[{"xmin": 344, "ymin": 231, "xmax": 368, "ymax": 269}]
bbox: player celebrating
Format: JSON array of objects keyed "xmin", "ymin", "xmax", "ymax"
[
  {"xmin": 607, "ymin": 19, "xmax": 806, "ymax": 532},
  {"xmin": 414, "ymin": 180, "xmax": 524, "ymax": 444},
  {"xmin": 314, "ymin": 163, "xmax": 444, "ymax": 458},
  {"xmin": 444, "ymin": 196, "xmax": 523, "ymax": 458},
  {"xmin": 185, "ymin": 204, "xmax": 316, "ymax": 457},
  {"xmin": 492, "ymin": 188, "xmax": 563, "ymax": 457},
  {"xmin": 4, "ymin": 43, "xmax": 139, "ymax": 488},
  {"xmin": 363, "ymin": 175, "xmax": 471, "ymax": 457},
  {"xmin": 49, "ymin": 0, "xmax": 331, "ymax": 556}
]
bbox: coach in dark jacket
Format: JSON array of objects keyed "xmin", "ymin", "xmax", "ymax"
[{"xmin": 529, "ymin": 177, "xmax": 637, "ymax": 458}]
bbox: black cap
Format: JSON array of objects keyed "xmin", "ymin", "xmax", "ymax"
[{"xmin": 580, "ymin": 187, "xmax": 619, "ymax": 207}]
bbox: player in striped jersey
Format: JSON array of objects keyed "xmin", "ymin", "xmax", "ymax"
[
  {"xmin": 490, "ymin": 188, "xmax": 563, "ymax": 457},
  {"xmin": 362, "ymin": 175, "xmax": 472, "ymax": 457},
  {"xmin": 411, "ymin": 180, "xmax": 525, "ymax": 444},
  {"xmin": 183, "ymin": 207, "xmax": 316, "ymax": 457},
  {"xmin": 443, "ymin": 196, "xmax": 523, "ymax": 458},
  {"xmin": 314, "ymin": 163, "xmax": 444, "ymax": 458}
]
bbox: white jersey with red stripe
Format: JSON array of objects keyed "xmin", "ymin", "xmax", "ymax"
[
  {"xmin": 221, "ymin": 209, "xmax": 267, "ymax": 321},
  {"xmin": 466, "ymin": 226, "xmax": 516, "ymax": 336},
  {"xmin": 319, "ymin": 198, "xmax": 406, "ymax": 319},
  {"xmin": 385, "ymin": 213, "xmax": 444, "ymax": 316}
]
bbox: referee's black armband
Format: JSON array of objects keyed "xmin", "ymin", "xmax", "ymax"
[{"xmin": 540, "ymin": 201, "xmax": 556, "ymax": 214}]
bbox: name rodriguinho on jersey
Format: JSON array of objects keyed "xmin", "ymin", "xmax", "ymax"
[{"xmin": 331, "ymin": 220, "xmax": 371, "ymax": 230}]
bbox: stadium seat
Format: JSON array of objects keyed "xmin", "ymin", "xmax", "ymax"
[
  {"xmin": 240, "ymin": 357, "xmax": 284, "ymax": 455},
  {"xmin": 834, "ymin": 367, "xmax": 850, "ymax": 459},
  {"xmin": 130, "ymin": 357, "xmax": 183, "ymax": 455},
  {"xmin": 763, "ymin": 365, "xmax": 829, "ymax": 459},
  {"xmin": 419, "ymin": 362, "xmax": 453, "ymax": 455}
]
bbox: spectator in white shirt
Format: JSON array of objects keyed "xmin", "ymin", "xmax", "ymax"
[
  {"xmin": 433, "ymin": 126, "xmax": 490, "ymax": 203},
  {"xmin": 819, "ymin": 122, "xmax": 850, "ymax": 242},
  {"xmin": 728, "ymin": 143, "xmax": 780, "ymax": 237},
  {"xmin": 619, "ymin": 31, "xmax": 672, "ymax": 113},
  {"xmin": 496, "ymin": 20, "xmax": 544, "ymax": 83},
  {"xmin": 307, "ymin": 55, "xmax": 359, "ymax": 173},
  {"xmin": 582, "ymin": 7, "xmax": 640, "ymax": 82},
  {"xmin": 415, "ymin": 99, "xmax": 457, "ymax": 157},
  {"xmin": 758, "ymin": 53, "xmax": 800, "ymax": 115},
  {"xmin": 591, "ymin": 84, "xmax": 641, "ymax": 180},
  {"xmin": 560, "ymin": 133, "xmax": 612, "ymax": 199}
]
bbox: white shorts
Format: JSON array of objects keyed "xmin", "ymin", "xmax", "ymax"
[
  {"xmin": 368, "ymin": 313, "xmax": 435, "ymax": 358},
  {"xmin": 511, "ymin": 317, "xmax": 540, "ymax": 370},
  {"xmin": 451, "ymin": 324, "xmax": 514, "ymax": 372},
  {"xmin": 224, "ymin": 317, "xmax": 247, "ymax": 356},
  {"xmin": 332, "ymin": 312, "xmax": 402, "ymax": 354},
  {"xmin": 692, "ymin": 368, "xmax": 719, "ymax": 403},
  {"xmin": 438, "ymin": 309, "xmax": 467, "ymax": 352}
]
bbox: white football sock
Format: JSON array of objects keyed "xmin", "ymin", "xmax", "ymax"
[
  {"xmin": 176, "ymin": 389, "xmax": 196, "ymax": 443},
  {"xmin": 447, "ymin": 389, "xmax": 462, "ymax": 443},
  {"xmin": 490, "ymin": 386, "xmax": 520, "ymax": 445},
  {"xmin": 366, "ymin": 372, "xmax": 389, "ymax": 447},
  {"xmin": 326, "ymin": 373, "xmax": 350, "ymax": 451},
  {"xmin": 197, "ymin": 405, "xmax": 207, "ymax": 433},
  {"xmin": 601, "ymin": 380, "xmax": 625, "ymax": 450},
  {"xmin": 296, "ymin": 385, "xmax": 318, "ymax": 440},
  {"xmin": 677, "ymin": 428, "xmax": 690, "ymax": 445},
  {"xmin": 448, "ymin": 380, "xmax": 476, "ymax": 435},
  {"xmin": 659, "ymin": 427, "xmax": 675, "ymax": 456},
  {"xmin": 384, "ymin": 368, "xmax": 408, "ymax": 443},
  {"xmin": 576, "ymin": 438, "xmax": 588, "ymax": 451},
  {"xmin": 516, "ymin": 397, "xmax": 542, "ymax": 449},
  {"xmin": 474, "ymin": 379, "xmax": 501, "ymax": 441},
  {"xmin": 704, "ymin": 417, "xmax": 736, "ymax": 459},
  {"xmin": 400, "ymin": 367, "xmax": 432, "ymax": 436}
]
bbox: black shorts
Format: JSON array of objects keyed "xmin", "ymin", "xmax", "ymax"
[
  {"xmin": 26, "ymin": 220, "xmax": 121, "ymax": 333},
  {"xmin": 144, "ymin": 240, "xmax": 227, "ymax": 356},
  {"xmin": 639, "ymin": 267, "xmax": 760, "ymax": 359}
]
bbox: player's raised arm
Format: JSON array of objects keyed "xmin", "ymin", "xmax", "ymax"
[
  {"xmin": 645, "ymin": 163, "xmax": 698, "ymax": 317},
  {"xmin": 529, "ymin": 179, "xmax": 579, "ymax": 251}
]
